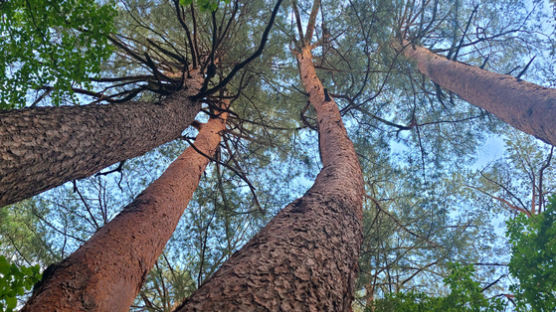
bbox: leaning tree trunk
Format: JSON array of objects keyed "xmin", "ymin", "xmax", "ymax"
[
  {"xmin": 22, "ymin": 102, "xmax": 228, "ymax": 312},
  {"xmin": 401, "ymin": 42, "xmax": 556, "ymax": 146},
  {"xmin": 175, "ymin": 46, "xmax": 363, "ymax": 311},
  {"xmin": 0, "ymin": 73, "xmax": 203, "ymax": 207}
]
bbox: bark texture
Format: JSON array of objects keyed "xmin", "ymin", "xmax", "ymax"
[
  {"xmin": 403, "ymin": 42, "xmax": 556, "ymax": 146},
  {"xmin": 175, "ymin": 46, "xmax": 363, "ymax": 311},
  {"xmin": 0, "ymin": 73, "xmax": 203, "ymax": 207},
  {"xmin": 22, "ymin": 104, "xmax": 228, "ymax": 312}
]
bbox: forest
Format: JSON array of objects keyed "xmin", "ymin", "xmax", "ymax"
[{"xmin": 0, "ymin": 0, "xmax": 555, "ymax": 311}]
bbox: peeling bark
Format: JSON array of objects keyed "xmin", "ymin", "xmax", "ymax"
[
  {"xmin": 22, "ymin": 102, "xmax": 228, "ymax": 312},
  {"xmin": 0, "ymin": 73, "xmax": 203, "ymax": 207},
  {"xmin": 402, "ymin": 42, "xmax": 556, "ymax": 146},
  {"xmin": 175, "ymin": 46, "xmax": 363, "ymax": 311}
]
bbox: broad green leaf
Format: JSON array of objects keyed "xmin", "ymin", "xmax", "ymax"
[{"xmin": 0, "ymin": 0, "xmax": 116, "ymax": 109}]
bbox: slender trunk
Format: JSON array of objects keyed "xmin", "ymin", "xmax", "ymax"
[
  {"xmin": 175, "ymin": 46, "xmax": 363, "ymax": 311},
  {"xmin": 531, "ymin": 177, "xmax": 536, "ymax": 215},
  {"xmin": 22, "ymin": 103, "xmax": 228, "ymax": 312},
  {"xmin": 365, "ymin": 279, "xmax": 377, "ymax": 312},
  {"xmin": 0, "ymin": 74, "xmax": 203, "ymax": 207},
  {"xmin": 402, "ymin": 42, "xmax": 556, "ymax": 146}
]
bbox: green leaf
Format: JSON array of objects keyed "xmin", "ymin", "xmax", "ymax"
[
  {"xmin": 0, "ymin": 255, "xmax": 42, "ymax": 311},
  {"xmin": 5, "ymin": 296, "xmax": 16, "ymax": 311},
  {"xmin": 0, "ymin": 0, "xmax": 116, "ymax": 109},
  {"xmin": 507, "ymin": 195, "xmax": 556, "ymax": 312},
  {"xmin": 0, "ymin": 257, "xmax": 9, "ymax": 275}
]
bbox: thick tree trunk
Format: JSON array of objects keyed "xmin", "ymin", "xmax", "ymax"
[
  {"xmin": 21, "ymin": 103, "xmax": 228, "ymax": 312},
  {"xmin": 0, "ymin": 74, "xmax": 203, "ymax": 207},
  {"xmin": 175, "ymin": 46, "xmax": 363, "ymax": 311},
  {"xmin": 402, "ymin": 42, "xmax": 556, "ymax": 146}
]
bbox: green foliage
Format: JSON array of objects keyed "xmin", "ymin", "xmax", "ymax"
[
  {"xmin": 0, "ymin": 201, "xmax": 55, "ymax": 265},
  {"xmin": 507, "ymin": 195, "xmax": 556, "ymax": 312},
  {"xmin": 0, "ymin": 0, "xmax": 116, "ymax": 109},
  {"xmin": 0, "ymin": 255, "xmax": 41, "ymax": 312},
  {"xmin": 179, "ymin": 0, "xmax": 231, "ymax": 12},
  {"xmin": 138, "ymin": 257, "xmax": 197, "ymax": 311},
  {"xmin": 370, "ymin": 264, "xmax": 505, "ymax": 312}
]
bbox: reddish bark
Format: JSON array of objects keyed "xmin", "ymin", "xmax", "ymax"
[
  {"xmin": 402, "ymin": 42, "xmax": 556, "ymax": 146},
  {"xmin": 175, "ymin": 46, "xmax": 363, "ymax": 311},
  {"xmin": 0, "ymin": 73, "xmax": 203, "ymax": 207},
  {"xmin": 22, "ymin": 103, "xmax": 228, "ymax": 312}
]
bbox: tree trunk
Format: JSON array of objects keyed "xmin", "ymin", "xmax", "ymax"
[
  {"xmin": 175, "ymin": 46, "xmax": 363, "ymax": 311},
  {"xmin": 21, "ymin": 102, "xmax": 228, "ymax": 312},
  {"xmin": 402, "ymin": 42, "xmax": 556, "ymax": 146},
  {"xmin": 365, "ymin": 281, "xmax": 376, "ymax": 312},
  {"xmin": 0, "ymin": 74, "xmax": 203, "ymax": 207}
]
